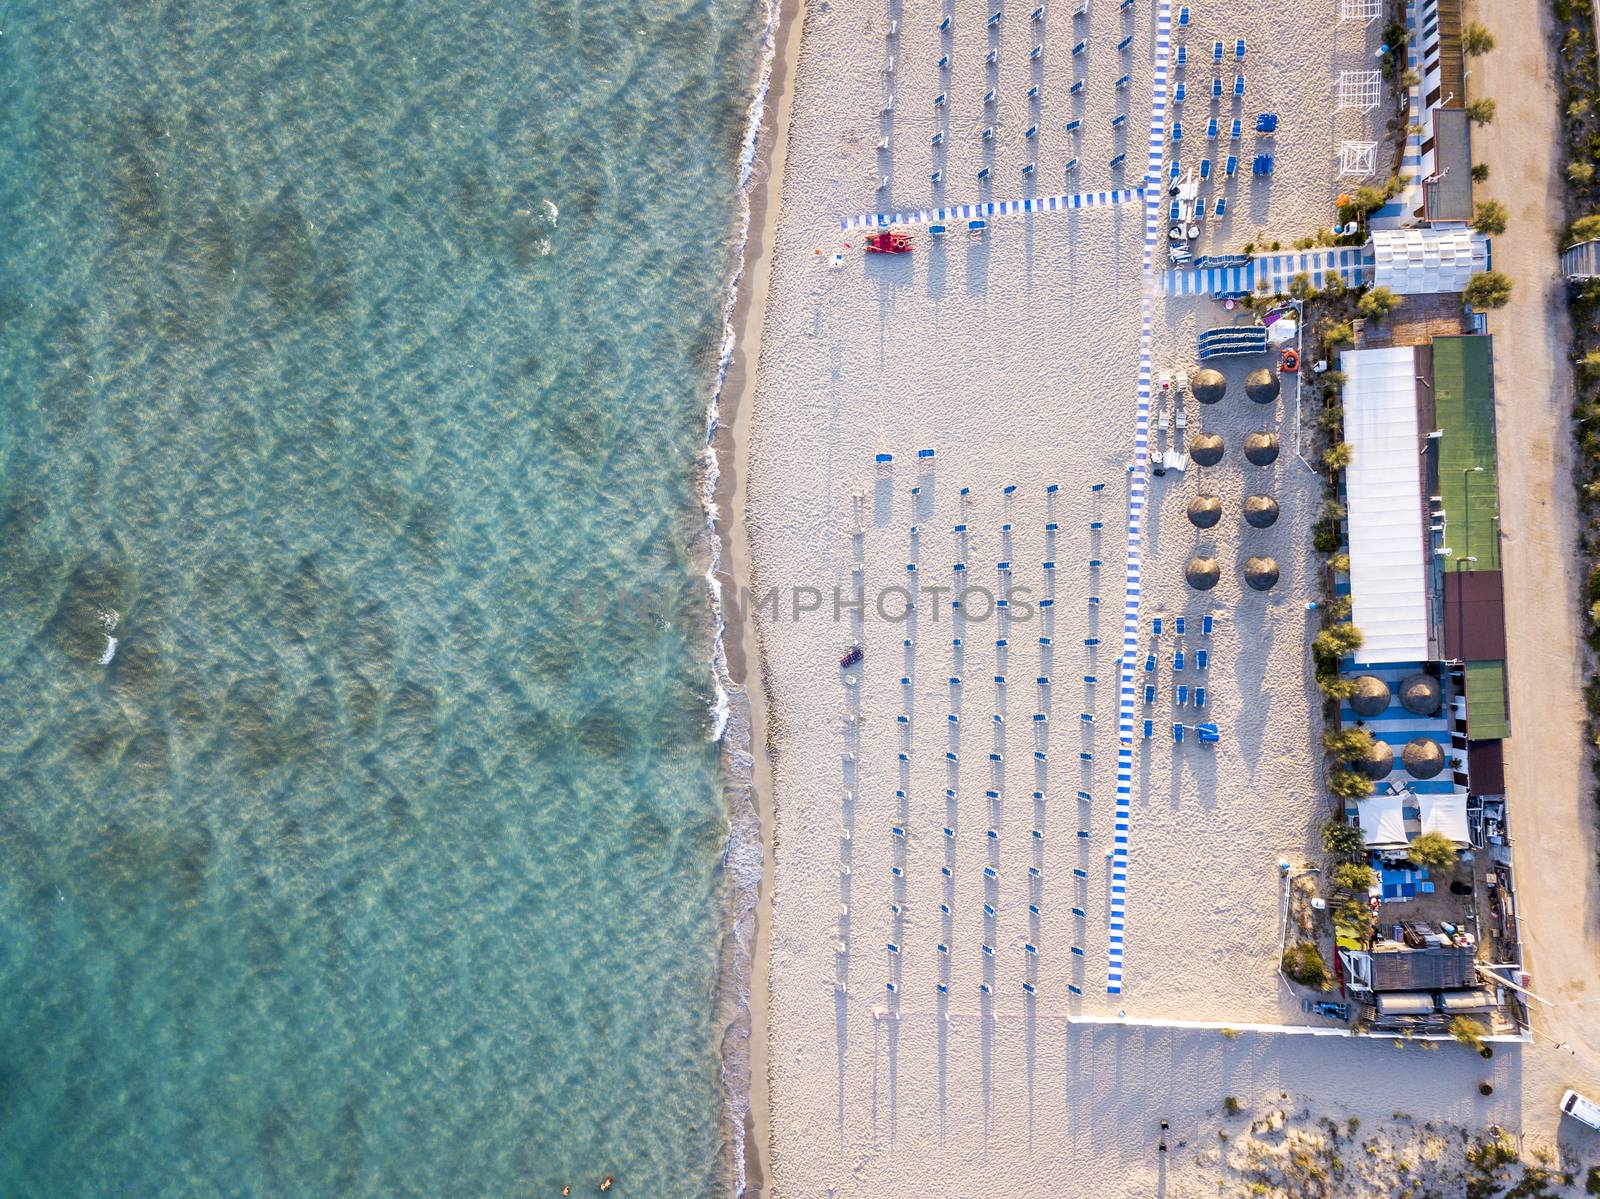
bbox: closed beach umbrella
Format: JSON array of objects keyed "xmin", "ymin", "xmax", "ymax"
[
  {"xmin": 1243, "ymin": 555, "xmax": 1279, "ymax": 591},
  {"xmin": 1402, "ymin": 737, "xmax": 1446, "ymax": 780},
  {"xmin": 1349, "ymin": 675, "xmax": 1391, "ymax": 717},
  {"xmin": 1359, "ymin": 738, "xmax": 1396, "ymax": 781},
  {"xmin": 1187, "ymin": 494, "xmax": 1223, "ymax": 529},
  {"xmin": 1399, "ymin": 673, "xmax": 1442, "ymax": 716},
  {"xmin": 1185, "ymin": 555, "xmax": 1221, "ymax": 590},
  {"xmin": 1244, "ymin": 431, "xmax": 1280, "ymax": 465},
  {"xmin": 1243, "ymin": 494, "xmax": 1280, "ymax": 528},
  {"xmin": 1190, "ymin": 432, "xmax": 1225, "ymax": 466},
  {"xmin": 1191, "ymin": 368, "xmax": 1227, "ymax": 404},
  {"xmin": 1245, "ymin": 368, "xmax": 1280, "ymax": 404}
]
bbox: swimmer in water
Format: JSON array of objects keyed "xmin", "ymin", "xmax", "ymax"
[
  {"xmin": 562, "ymin": 1189, "xmax": 570, "ymax": 1197},
  {"xmin": 599, "ymin": 1178, "xmax": 612, "ymax": 1192}
]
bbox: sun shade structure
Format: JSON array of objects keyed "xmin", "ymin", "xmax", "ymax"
[
  {"xmin": 1342, "ymin": 347, "xmax": 1430, "ymax": 664},
  {"xmin": 1336, "ymin": 70, "xmax": 1382, "ymax": 112},
  {"xmin": 1243, "ymin": 494, "xmax": 1279, "ymax": 528},
  {"xmin": 1187, "ymin": 495, "xmax": 1223, "ymax": 528},
  {"xmin": 1369, "ymin": 228, "xmax": 1490, "ymax": 296},
  {"xmin": 1244, "ymin": 368, "xmax": 1280, "ymax": 403},
  {"xmin": 1189, "ymin": 432, "xmax": 1225, "ymax": 465},
  {"xmin": 1349, "ymin": 674, "xmax": 1392, "ymax": 717},
  {"xmin": 1242, "ymin": 555, "xmax": 1279, "ymax": 591},
  {"xmin": 1339, "ymin": 140, "xmax": 1378, "ymax": 178},
  {"xmin": 1357, "ymin": 737, "xmax": 1395, "ymax": 781},
  {"xmin": 1418, "ymin": 793, "xmax": 1469, "ymax": 844},
  {"xmin": 1185, "ymin": 555, "xmax": 1221, "ymax": 590},
  {"xmin": 1190, "ymin": 368, "xmax": 1227, "ymax": 404},
  {"xmin": 1358, "ymin": 793, "xmax": 1408, "ymax": 849},
  {"xmin": 1402, "ymin": 737, "xmax": 1445, "ymax": 780},
  {"xmin": 1243, "ymin": 431, "xmax": 1279, "ymax": 465},
  {"xmin": 1399, "ymin": 672, "xmax": 1442, "ymax": 716}
]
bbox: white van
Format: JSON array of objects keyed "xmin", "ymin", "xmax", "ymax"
[{"xmin": 1561, "ymin": 1089, "xmax": 1600, "ymax": 1132}]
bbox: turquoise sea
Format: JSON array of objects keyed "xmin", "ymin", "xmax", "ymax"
[{"xmin": 0, "ymin": 2, "xmax": 766, "ymax": 1195}]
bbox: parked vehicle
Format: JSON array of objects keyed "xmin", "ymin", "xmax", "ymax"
[{"xmin": 1561, "ymin": 1088, "xmax": 1600, "ymax": 1131}]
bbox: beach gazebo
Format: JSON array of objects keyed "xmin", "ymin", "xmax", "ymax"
[
  {"xmin": 1189, "ymin": 432, "xmax": 1225, "ymax": 466},
  {"xmin": 1242, "ymin": 555, "xmax": 1279, "ymax": 591},
  {"xmin": 1192, "ymin": 368, "xmax": 1228, "ymax": 404},
  {"xmin": 1243, "ymin": 431, "xmax": 1280, "ymax": 465},
  {"xmin": 1187, "ymin": 495, "xmax": 1223, "ymax": 529},
  {"xmin": 1243, "ymin": 494, "xmax": 1280, "ymax": 528},
  {"xmin": 1402, "ymin": 737, "xmax": 1446, "ymax": 780},
  {"xmin": 1185, "ymin": 555, "xmax": 1221, "ymax": 590},
  {"xmin": 1349, "ymin": 674, "xmax": 1391, "ymax": 717},
  {"xmin": 1399, "ymin": 673, "xmax": 1442, "ymax": 716},
  {"xmin": 1358, "ymin": 738, "xmax": 1396, "ymax": 781},
  {"xmin": 1245, "ymin": 368, "xmax": 1281, "ymax": 404}
]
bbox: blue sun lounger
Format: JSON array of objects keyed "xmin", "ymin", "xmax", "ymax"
[
  {"xmin": 1224, "ymin": 154, "xmax": 1238, "ymax": 177},
  {"xmin": 1169, "ymin": 200, "xmax": 1180, "ymax": 221},
  {"xmin": 1153, "ymin": 617, "xmax": 1163, "ymax": 635},
  {"xmin": 1253, "ymin": 154, "xmax": 1273, "ymax": 175},
  {"xmin": 1173, "ymin": 649, "xmax": 1185, "ymax": 671},
  {"xmin": 1199, "ymin": 158, "xmax": 1211, "ymax": 180},
  {"xmin": 1174, "ymin": 616, "xmax": 1185, "ymax": 634},
  {"xmin": 1215, "ymin": 196, "xmax": 1228, "ymax": 218},
  {"xmin": 1071, "ymin": 78, "xmax": 1086, "ymax": 95},
  {"xmin": 1197, "ymin": 722, "xmax": 1220, "ymax": 744},
  {"xmin": 1194, "ymin": 686, "xmax": 1206, "ymax": 708},
  {"xmin": 1176, "ymin": 44, "xmax": 1188, "ymax": 66},
  {"xmin": 1175, "ymin": 684, "xmax": 1188, "ymax": 706},
  {"xmin": 1196, "ymin": 649, "xmax": 1209, "ymax": 670},
  {"xmin": 1144, "ymin": 653, "xmax": 1156, "ymax": 672},
  {"xmin": 1230, "ymin": 117, "xmax": 1242, "ymax": 140},
  {"xmin": 1255, "ymin": 111, "xmax": 1278, "ymax": 133},
  {"xmin": 1212, "ymin": 40, "xmax": 1223, "ymax": 63},
  {"xmin": 1072, "ymin": 39, "xmax": 1087, "ymax": 56},
  {"xmin": 1178, "ymin": 5, "xmax": 1191, "ymax": 25},
  {"xmin": 1065, "ymin": 117, "xmax": 1083, "ymax": 132},
  {"xmin": 1173, "ymin": 723, "xmax": 1185, "ymax": 743},
  {"xmin": 1065, "ymin": 156, "xmax": 1080, "ymax": 172},
  {"xmin": 1170, "ymin": 120, "xmax": 1182, "ymax": 141},
  {"xmin": 1117, "ymin": 33, "xmax": 1134, "ymax": 51},
  {"xmin": 1113, "ymin": 113, "xmax": 1129, "ymax": 128},
  {"xmin": 1174, "ymin": 81, "xmax": 1186, "ymax": 105},
  {"xmin": 1206, "ymin": 117, "xmax": 1218, "ymax": 138},
  {"xmin": 1143, "ymin": 718, "xmax": 1154, "ymax": 739},
  {"xmin": 1109, "ymin": 152, "xmax": 1126, "ymax": 167},
  {"xmin": 1233, "ymin": 73, "xmax": 1246, "ymax": 97},
  {"xmin": 1144, "ymin": 683, "xmax": 1156, "ymax": 704},
  {"xmin": 1211, "ymin": 76, "xmax": 1222, "ymax": 98},
  {"xmin": 1235, "ymin": 37, "xmax": 1246, "ymax": 59},
  {"xmin": 1169, "ymin": 160, "xmax": 1182, "ymax": 180}
]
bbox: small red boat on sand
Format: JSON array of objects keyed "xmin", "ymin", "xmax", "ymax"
[{"xmin": 864, "ymin": 229, "xmax": 912, "ymax": 254}]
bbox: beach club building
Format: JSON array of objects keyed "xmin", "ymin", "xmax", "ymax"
[{"xmin": 1336, "ymin": 332, "xmax": 1512, "ymax": 832}]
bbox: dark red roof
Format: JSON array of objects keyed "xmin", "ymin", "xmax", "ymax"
[
  {"xmin": 1468, "ymin": 740, "xmax": 1505, "ymax": 796},
  {"xmin": 1443, "ymin": 570, "xmax": 1506, "ymax": 661}
]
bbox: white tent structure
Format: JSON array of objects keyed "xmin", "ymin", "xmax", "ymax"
[
  {"xmin": 1359, "ymin": 793, "xmax": 1411, "ymax": 850},
  {"xmin": 1370, "ymin": 228, "xmax": 1490, "ymax": 295},
  {"xmin": 1337, "ymin": 70, "xmax": 1383, "ymax": 112},
  {"xmin": 1340, "ymin": 0, "xmax": 1382, "ymax": 21},
  {"xmin": 1342, "ymin": 348, "xmax": 1431, "ymax": 664},
  {"xmin": 1418, "ymin": 793, "xmax": 1470, "ymax": 845}
]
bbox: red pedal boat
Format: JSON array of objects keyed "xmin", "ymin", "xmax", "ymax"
[{"xmin": 864, "ymin": 229, "xmax": 913, "ymax": 254}]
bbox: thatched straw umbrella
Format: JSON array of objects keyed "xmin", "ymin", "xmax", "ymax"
[
  {"xmin": 1189, "ymin": 432, "xmax": 1225, "ymax": 466},
  {"xmin": 1402, "ymin": 737, "xmax": 1446, "ymax": 780},
  {"xmin": 1349, "ymin": 675, "xmax": 1392, "ymax": 718},
  {"xmin": 1399, "ymin": 673, "xmax": 1442, "ymax": 716},
  {"xmin": 1242, "ymin": 555, "xmax": 1279, "ymax": 591},
  {"xmin": 1245, "ymin": 368, "xmax": 1281, "ymax": 404},
  {"xmin": 1243, "ymin": 431, "xmax": 1280, "ymax": 465},
  {"xmin": 1191, "ymin": 368, "xmax": 1227, "ymax": 404},
  {"xmin": 1358, "ymin": 738, "xmax": 1396, "ymax": 781},
  {"xmin": 1187, "ymin": 494, "xmax": 1223, "ymax": 529},
  {"xmin": 1243, "ymin": 494, "xmax": 1280, "ymax": 528},
  {"xmin": 1185, "ymin": 555, "xmax": 1221, "ymax": 590}
]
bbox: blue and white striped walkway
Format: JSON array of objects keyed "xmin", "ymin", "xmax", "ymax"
[
  {"xmin": 1158, "ymin": 246, "xmax": 1373, "ymax": 297},
  {"xmin": 839, "ymin": 188, "xmax": 1142, "ymax": 231},
  {"xmin": 1106, "ymin": 0, "xmax": 1173, "ymax": 997}
]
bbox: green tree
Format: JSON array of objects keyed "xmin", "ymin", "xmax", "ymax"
[
  {"xmin": 1471, "ymin": 200, "xmax": 1508, "ymax": 236},
  {"xmin": 1357, "ymin": 286, "xmax": 1400, "ymax": 320},
  {"xmin": 1324, "ymin": 442, "xmax": 1354, "ymax": 471},
  {"xmin": 1282, "ymin": 942, "xmax": 1331, "ymax": 989},
  {"xmin": 1466, "ymin": 98, "xmax": 1496, "ymax": 125},
  {"xmin": 1463, "ymin": 270, "xmax": 1512, "ymax": 309},
  {"xmin": 1332, "ymin": 862, "xmax": 1377, "ymax": 892},
  {"xmin": 1462, "ymin": 22, "xmax": 1495, "ymax": 55},
  {"xmin": 1323, "ymin": 320, "xmax": 1355, "ymax": 347},
  {"xmin": 1572, "ymin": 213, "xmax": 1600, "ymax": 242},
  {"xmin": 1288, "ymin": 272, "xmax": 1318, "ymax": 301},
  {"xmin": 1315, "ymin": 623, "xmax": 1365, "ymax": 657},
  {"xmin": 1323, "ymin": 728, "xmax": 1376, "ymax": 759},
  {"xmin": 1330, "ymin": 768, "xmax": 1376, "ymax": 800},
  {"xmin": 1322, "ymin": 818, "xmax": 1366, "ymax": 861},
  {"xmin": 1328, "ymin": 551, "xmax": 1352, "ymax": 574},
  {"xmin": 1319, "ymin": 675, "xmax": 1359, "ymax": 701},
  {"xmin": 1448, "ymin": 1015, "xmax": 1489, "ymax": 1052},
  {"xmin": 1322, "ymin": 272, "xmax": 1348, "ymax": 300},
  {"xmin": 1408, "ymin": 830, "xmax": 1459, "ymax": 870}
]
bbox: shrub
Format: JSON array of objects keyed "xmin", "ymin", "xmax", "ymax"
[
  {"xmin": 1466, "ymin": 98, "xmax": 1497, "ymax": 125},
  {"xmin": 1471, "ymin": 163, "xmax": 1490, "ymax": 183},
  {"xmin": 1463, "ymin": 271, "xmax": 1513, "ymax": 309},
  {"xmin": 1324, "ymin": 320, "xmax": 1355, "ymax": 346},
  {"xmin": 1449, "ymin": 1015, "xmax": 1489, "ymax": 1052},
  {"xmin": 1316, "ymin": 624, "xmax": 1365, "ymax": 657},
  {"xmin": 1322, "ymin": 272, "xmax": 1348, "ymax": 300},
  {"xmin": 1319, "ymin": 676, "xmax": 1359, "ymax": 701},
  {"xmin": 1471, "ymin": 200, "xmax": 1509, "ymax": 236},
  {"xmin": 1323, "ymin": 818, "xmax": 1366, "ymax": 860},
  {"xmin": 1283, "ymin": 941, "xmax": 1331, "ymax": 989},
  {"xmin": 1463, "ymin": 21, "xmax": 1495, "ymax": 55},
  {"xmin": 1332, "ymin": 862, "xmax": 1378, "ymax": 892},
  {"xmin": 1572, "ymin": 213, "xmax": 1600, "ymax": 243},
  {"xmin": 1289, "ymin": 271, "xmax": 1318, "ymax": 300},
  {"xmin": 1330, "ymin": 768, "xmax": 1376, "ymax": 800},
  {"xmin": 1313, "ymin": 522, "xmax": 1342, "ymax": 552},
  {"xmin": 1328, "ymin": 551, "xmax": 1351, "ymax": 573},
  {"xmin": 1224, "ymin": 1095, "xmax": 1243, "ymax": 1115},
  {"xmin": 1409, "ymin": 830, "xmax": 1459, "ymax": 869},
  {"xmin": 1358, "ymin": 286, "xmax": 1401, "ymax": 319},
  {"xmin": 1324, "ymin": 441, "xmax": 1355, "ymax": 471}
]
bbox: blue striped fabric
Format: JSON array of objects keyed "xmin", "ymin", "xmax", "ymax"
[
  {"xmin": 1157, "ymin": 245, "xmax": 1375, "ymax": 297},
  {"xmin": 838, "ymin": 187, "xmax": 1142, "ymax": 231},
  {"xmin": 1106, "ymin": 0, "xmax": 1173, "ymax": 998}
]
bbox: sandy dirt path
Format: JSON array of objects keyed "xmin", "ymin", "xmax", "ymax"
[{"xmin": 1468, "ymin": 0, "xmax": 1600, "ymax": 1110}]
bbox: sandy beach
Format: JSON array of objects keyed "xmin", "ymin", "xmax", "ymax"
[{"xmin": 730, "ymin": 0, "xmax": 1600, "ymax": 1192}]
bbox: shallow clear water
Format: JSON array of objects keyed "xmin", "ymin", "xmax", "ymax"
[{"xmin": 0, "ymin": 2, "xmax": 763, "ymax": 1194}]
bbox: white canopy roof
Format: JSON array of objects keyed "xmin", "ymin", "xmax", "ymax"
[
  {"xmin": 1370, "ymin": 228, "xmax": 1489, "ymax": 295},
  {"xmin": 1359, "ymin": 793, "xmax": 1410, "ymax": 849},
  {"xmin": 1342, "ymin": 348, "xmax": 1430, "ymax": 664},
  {"xmin": 1418, "ymin": 792, "xmax": 1470, "ymax": 845}
]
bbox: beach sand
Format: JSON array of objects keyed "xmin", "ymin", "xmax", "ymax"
[{"xmin": 736, "ymin": 0, "xmax": 1598, "ymax": 1192}]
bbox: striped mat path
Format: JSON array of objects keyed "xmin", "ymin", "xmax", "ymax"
[
  {"xmin": 838, "ymin": 187, "xmax": 1142, "ymax": 231},
  {"xmin": 1106, "ymin": 0, "xmax": 1174, "ymax": 998},
  {"xmin": 1158, "ymin": 245, "xmax": 1373, "ymax": 297}
]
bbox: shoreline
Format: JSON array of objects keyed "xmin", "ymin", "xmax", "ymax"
[{"xmin": 708, "ymin": 0, "xmax": 804, "ymax": 1193}]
